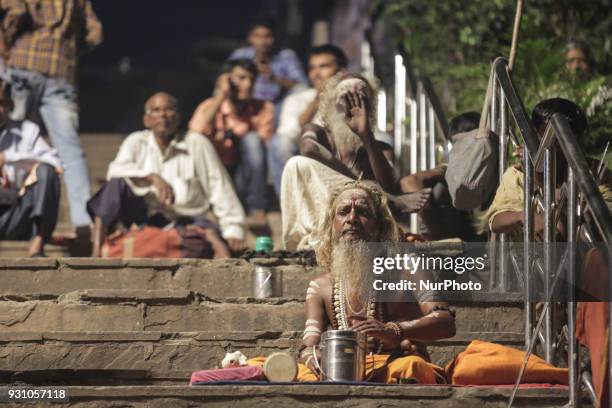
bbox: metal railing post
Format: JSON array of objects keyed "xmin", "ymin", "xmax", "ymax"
[
  {"xmin": 523, "ymin": 145, "xmax": 534, "ymax": 350},
  {"xmin": 499, "ymin": 86, "xmax": 509, "ymax": 291},
  {"xmin": 489, "ymin": 77, "xmax": 499, "ymax": 290},
  {"xmin": 409, "ymin": 84, "xmax": 418, "ymax": 234},
  {"xmin": 428, "ymin": 101, "xmax": 436, "ymax": 169},
  {"xmin": 567, "ymin": 167, "xmax": 579, "ymax": 407},
  {"xmin": 419, "ymin": 83, "xmax": 427, "ymax": 172},
  {"xmin": 393, "ymin": 55, "xmax": 406, "ymax": 173},
  {"xmin": 543, "ymin": 147, "xmax": 556, "ymax": 363},
  {"xmin": 377, "ymin": 89, "xmax": 387, "ymax": 133}
]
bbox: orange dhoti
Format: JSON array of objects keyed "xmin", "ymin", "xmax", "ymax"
[{"xmin": 248, "ymin": 354, "xmax": 445, "ymax": 384}]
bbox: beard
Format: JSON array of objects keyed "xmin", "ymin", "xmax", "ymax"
[
  {"xmin": 330, "ymin": 241, "xmax": 375, "ymax": 305},
  {"xmin": 323, "ymin": 109, "xmax": 363, "ymax": 156}
]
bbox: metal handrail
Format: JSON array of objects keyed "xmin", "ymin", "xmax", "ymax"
[{"xmin": 492, "ymin": 59, "xmax": 539, "ymax": 155}]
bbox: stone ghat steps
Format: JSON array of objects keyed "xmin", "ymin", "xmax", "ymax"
[
  {"xmin": 1, "ymin": 257, "xmax": 509, "ymax": 301},
  {"xmin": 0, "ymin": 330, "xmax": 525, "ymax": 374},
  {"xmin": 0, "ymin": 258, "xmax": 317, "ymax": 299},
  {"xmin": 0, "ymin": 384, "xmax": 576, "ymax": 407},
  {"xmin": 0, "ymin": 290, "xmax": 525, "ymax": 333}
]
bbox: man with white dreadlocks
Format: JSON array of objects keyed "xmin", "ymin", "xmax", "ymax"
[
  {"xmin": 296, "ymin": 180, "xmax": 456, "ymax": 383},
  {"xmin": 280, "ymin": 73, "xmax": 432, "ymax": 250}
]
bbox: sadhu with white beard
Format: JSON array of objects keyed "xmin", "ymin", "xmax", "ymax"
[
  {"xmin": 295, "ymin": 180, "xmax": 456, "ymax": 383},
  {"xmin": 281, "ymin": 73, "xmax": 431, "ymax": 250}
]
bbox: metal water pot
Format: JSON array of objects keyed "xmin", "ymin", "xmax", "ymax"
[
  {"xmin": 320, "ymin": 330, "xmax": 366, "ymax": 382},
  {"xmin": 253, "ymin": 265, "xmax": 282, "ymax": 298}
]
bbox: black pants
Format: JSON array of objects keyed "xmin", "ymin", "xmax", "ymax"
[{"xmin": 0, "ymin": 164, "xmax": 60, "ymax": 241}]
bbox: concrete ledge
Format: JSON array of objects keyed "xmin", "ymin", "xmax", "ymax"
[{"xmin": 0, "ymin": 384, "xmax": 574, "ymax": 407}]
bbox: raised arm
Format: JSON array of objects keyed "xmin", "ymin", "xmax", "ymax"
[
  {"xmin": 189, "ymin": 75, "xmax": 230, "ymax": 135},
  {"xmin": 342, "ymin": 91, "xmax": 395, "ymax": 192}
]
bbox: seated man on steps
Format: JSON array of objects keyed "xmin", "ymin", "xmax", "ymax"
[
  {"xmin": 189, "ymin": 59, "xmax": 274, "ymax": 233},
  {"xmin": 281, "ymin": 73, "xmax": 431, "ymax": 250},
  {"xmin": 0, "ymin": 82, "xmax": 61, "ymax": 256},
  {"xmin": 253, "ymin": 180, "xmax": 456, "ymax": 383},
  {"xmin": 88, "ymin": 92, "xmax": 246, "ymax": 258}
]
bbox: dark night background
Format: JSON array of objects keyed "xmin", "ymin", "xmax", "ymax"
[{"xmin": 79, "ymin": 0, "xmax": 332, "ymax": 133}]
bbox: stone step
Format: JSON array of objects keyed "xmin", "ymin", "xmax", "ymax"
[
  {"xmin": 0, "ymin": 290, "xmax": 524, "ymax": 333},
  {"xmin": 0, "ymin": 330, "xmax": 525, "ymax": 373},
  {"xmin": 0, "ymin": 258, "xmax": 317, "ymax": 298},
  {"xmin": 0, "ymin": 384, "xmax": 576, "ymax": 407},
  {"xmin": 0, "ymin": 257, "xmax": 512, "ymax": 301}
]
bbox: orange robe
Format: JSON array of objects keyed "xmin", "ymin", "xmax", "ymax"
[{"xmin": 248, "ymin": 354, "xmax": 445, "ymax": 384}]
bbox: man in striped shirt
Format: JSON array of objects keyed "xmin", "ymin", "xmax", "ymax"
[{"xmin": 1, "ymin": 0, "xmax": 103, "ymax": 240}]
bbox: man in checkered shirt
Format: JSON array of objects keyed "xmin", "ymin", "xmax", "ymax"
[{"xmin": 1, "ymin": 0, "xmax": 103, "ymax": 240}]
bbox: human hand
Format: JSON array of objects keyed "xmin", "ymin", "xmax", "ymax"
[
  {"xmin": 149, "ymin": 174, "xmax": 174, "ymax": 206},
  {"xmin": 350, "ymin": 317, "xmax": 400, "ymax": 349},
  {"xmin": 301, "ymin": 348, "xmax": 321, "ymax": 374},
  {"xmin": 342, "ymin": 91, "xmax": 372, "ymax": 141},
  {"xmin": 216, "ymin": 73, "xmax": 231, "ymax": 98}
]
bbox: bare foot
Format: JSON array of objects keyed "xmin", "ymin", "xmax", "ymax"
[
  {"xmin": 28, "ymin": 235, "xmax": 44, "ymax": 257},
  {"xmin": 394, "ymin": 188, "xmax": 432, "ymax": 214}
]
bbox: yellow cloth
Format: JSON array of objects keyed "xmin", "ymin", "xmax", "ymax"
[
  {"xmin": 484, "ymin": 167, "xmax": 524, "ymax": 241},
  {"xmin": 485, "ymin": 166, "xmax": 612, "ymax": 240},
  {"xmin": 446, "ymin": 340, "xmax": 568, "ymax": 385},
  {"xmin": 248, "ymin": 354, "xmax": 445, "ymax": 384}
]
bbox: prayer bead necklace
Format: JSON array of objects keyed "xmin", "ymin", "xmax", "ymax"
[{"xmin": 332, "ymin": 278, "xmax": 379, "ymax": 330}]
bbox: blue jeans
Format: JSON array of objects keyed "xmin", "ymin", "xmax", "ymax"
[
  {"xmin": 8, "ymin": 68, "xmax": 91, "ymax": 227},
  {"xmin": 268, "ymin": 132, "xmax": 298, "ymax": 198},
  {"xmin": 231, "ymin": 131, "xmax": 267, "ymax": 212}
]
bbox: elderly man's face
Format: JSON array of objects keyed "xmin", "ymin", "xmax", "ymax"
[
  {"xmin": 143, "ymin": 93, "xmax": 179, "ymax": 139},
  {"xmin": 332, "ymin": 188, "xmax": 379, "ymax": 242},
  {"xmin": 565, "ymin": 48, "xmax": 590, "ymax": 76}
]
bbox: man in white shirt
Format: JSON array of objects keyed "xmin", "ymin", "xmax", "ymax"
[
  {"xmin": 88, "ymin": 92, "xmax": 246, "ymax": 257},
  {"xmin": 268, "ymin": 44, "xmax": 348, "ymax": 197},
  {"xmin": 0, "ymin": 83, "xmax": 62, "ymax": 256}
]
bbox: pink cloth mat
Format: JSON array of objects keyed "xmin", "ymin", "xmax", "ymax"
[{"xmin": 190, "ymin": 365, "xmax": 265, "ymax": 385}]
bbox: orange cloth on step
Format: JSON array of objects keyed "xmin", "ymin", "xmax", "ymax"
[
  {"xmin": 248, "ymin": 354, "xmax": 445, "ymax": 384},
  {"xmin": 576, "ymin": 248, "xmax": 610, "ymax": 408},
  {"xmin": 445, "ymin": 340, "xmax": 568, "ymax": 385}
]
